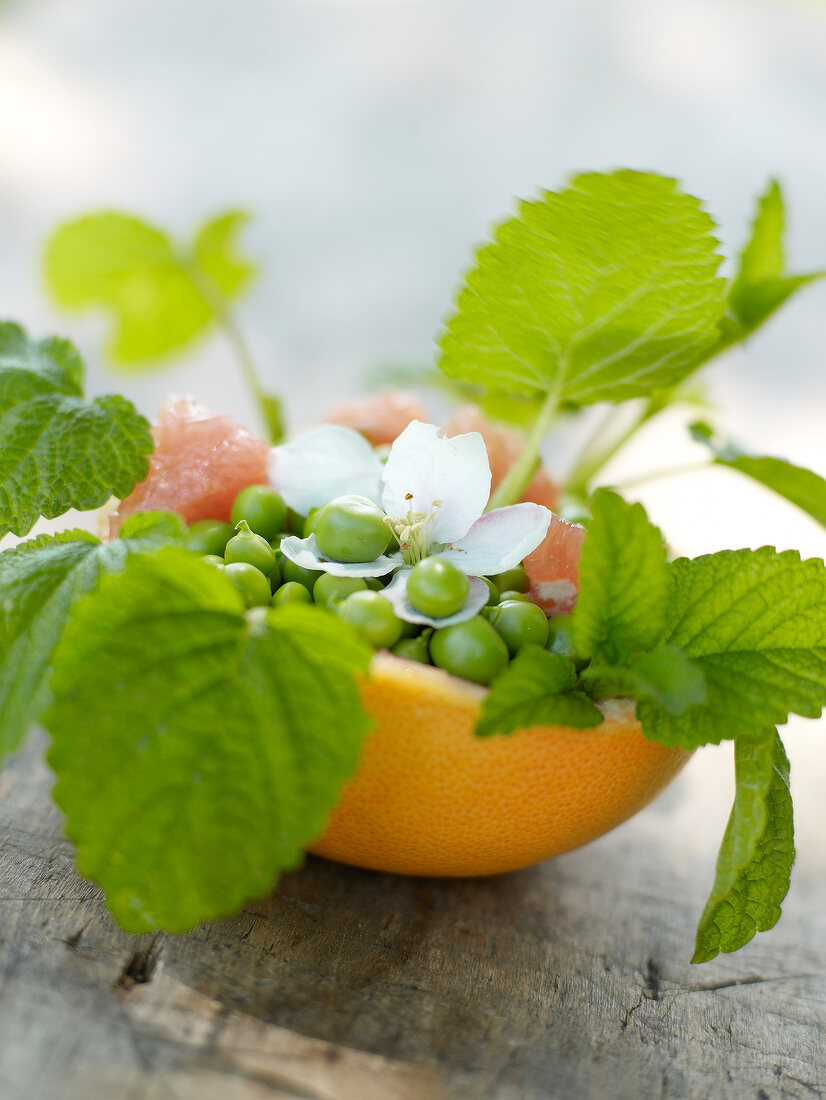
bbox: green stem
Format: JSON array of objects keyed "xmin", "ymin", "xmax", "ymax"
[
  {"xmin": 188, "ymin": 265, "xmax": 285, "ymax": 444},
  {"xmin": 609, "ymin": 460, "xmax": 713, "ymax": 492},
  {"xmin": 488, "ymin": 387, "xmax": 561, "ymax": 510},
  {"xmin": 562, "ymin": 321, "xmax": 746, "ymax": 498}
]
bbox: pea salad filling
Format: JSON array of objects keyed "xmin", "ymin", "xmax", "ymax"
[{"xmin": 191, "ymin": 419, "xmax": 565, "ymax": 686}]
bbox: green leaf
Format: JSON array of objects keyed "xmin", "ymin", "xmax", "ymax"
[
  {"xmin": 638, "ymin": 548, "xmax": 826, "ymax": 750},
  {"xmin": 691, "ymin": 422, "xmax": 826, "ymax": 530},
  {"xmin": 44, "ymin": 209, "xmax": 258, "ymax": 365},
  {"xmin": 439, "ymin": 171, "xmax": 726, "ymax": 407},
  {"xmin": 0, "ymin": 322, "xmax": 153, "ymax": 537},
  {"xmin": 693, "ymin": 732, "xmax": 794, "ymax": 963},
  {"xmin": 194, "ymin": 210, "xmax": 258, "ymax": 298},
  {"xmin": 0, "ymin": 516, "xmax": 184, "ymax": 764},
  {"xmin": 45, "ymin": 549, "xmax": 373, "ymax": 933},
  {"xmin": 728, "ymin": 180, "xmax": 824, "ymax": 334},
  {"xmin": 572, "ymin": 489, "xmax": 670, "ymax": 664},
  {"xmin": 629, "ymin": 646, "xmax": 706, "ymax": 716},
  {"xmin": 476, "ymin": 646, "xmax": 603, "ymax": 737}
]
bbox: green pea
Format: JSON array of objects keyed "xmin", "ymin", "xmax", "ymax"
[
  {"xmin": 272, "ymin": 581, "xmax": 312, "ymax": 606},
  {"xmin": 225, "ymin": 521, "xmax": 277, "ymax": 577},
  {"xmin": 482, "ymin": 578, "xmax": 500, "ymax": 606},
  {"xmin": 546, "ymin": 613, "xmax": 576, "ymax": 658},
  {"xmin": 499, "ymin": 590, "xmax": 531, "ymax": 603},
  {"xmin": 391, "ymin": 632, "xmax": 432, "ymax": 664},
  {"xmin": 365, "ymin": 577, "xmax": 385, "ymax": 591},
  {"xmin": 313, "ymin": 573, "xmax": 368, "ymax": 608},
  {"xmin": 303, "ymin": 507, "xmax": 320, "ymax": 538},
  {"xmin": 187, "ymin": 519, "xmax": 235, "ymax": 557},
  {"xmin": 407, "ymin": 558, "xmax": 470, "ymax": 619},
  {"xmin": 225, "ymin": 562, "xmax": 272, "ymax": 608},
  {"xmin": 284, "ymin": 507, "xmax": 307, "ymax": 537},
  {"xmin": 398, "ymin": 617, "xmax": 420, "ymax": 638},
  {"xmin": 490, "ymin": 564, "xmax": 530, "ymax": 594},
  {"xmin": 429, "ymin": 617, "xmax": 509, "ymax": 685},
  {"xmin": 487, "ymin": 599, "xmax": 550, "ymax": 656},
  {"xmin": 337, "ymin": 591, "xmax": 404, "ymax": 648},
  {"xmin": 230, "ymin": 485, "xmax": 287, "ymax": 542},
  {"xmin": 314, "ymin": 495, "xmax": 391, "ymax": 563},
  {"xmin": 282, "ymin": 558, "xmax": 323, "ymax": 591},
  {"xmin": 268, "ymin": 558, "xmax": 282, "ymax": 591},
  {"xmin": 201, "ymin": 554, "xmax": 225, "ymax": 571}
]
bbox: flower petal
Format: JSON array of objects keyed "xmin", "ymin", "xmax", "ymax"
[
  {"xmin": 380, "ymin": 421, "xmax": 490, "ymax": 543},
  {"xmin": 269, "ymin": 425, "xmax": 383, "ymax": 515},
  {"xmin": 279, "ymin": 534, "xmax": 404, "ymax": 578},
  {"xmin": 436, "ymin": 503, "xmax": 552, "ymax": 577},
  {"xmin": 380, "ymin": 569, "xmax": 489, "ymax": 628}
]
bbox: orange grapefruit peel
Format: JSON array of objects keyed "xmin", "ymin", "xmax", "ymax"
[{"xmin": 310, "ymin": 652, "xmax": 691, "ymax": 877}]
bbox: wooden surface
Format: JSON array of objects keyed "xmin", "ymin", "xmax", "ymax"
[{"xmin": 1, "ymin": 732, "xmax": 824, "ymax": 1100}]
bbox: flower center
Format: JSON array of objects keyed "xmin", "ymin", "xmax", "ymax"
[{"xmin": 386, "ymin": 498, "xmax": 443, "ymax": 565}]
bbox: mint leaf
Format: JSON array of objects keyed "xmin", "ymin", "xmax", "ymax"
[
  {"xmin": 693, "ymin": 732, "xmax": 794, "ymax": 962},
  {"xmin": 46, "ymin": 549, "xmax": 373, "ymax": 933},
  {"xmin": 0, "ymin": 515, "xmax": 185, "ymax": 763},
  {"xmin": 629, "ymin": 646, "xmax": 706, "ymax": 716},
  {"xmin": 572, "ymin": 489, "xmax": 670, "ymax": 664},
  {"xmin": 476, "ymin": 647, "xmax": 602, "ymax": 737},
  {"xmin": 194, "ymin": 210, "xmax": 258, "ymax": 298},
  {"xmin": 691, "ymin": 422, "xmax": 826, "ymax": 530},
  {"xmin": 728, "ymin": 180, "xmax": 824, "ymax": 335},
  {"xmin": 0, "ymin": 322, "xmax": 153, "ymax": 536},
  {"xmin": 438, "ymin": 171, "xmax": 726, "ymax": 407},
  {"xmin": 638, "ymin": 548, "xmax": 826, "ymax": 749},
  {"xmin": 44, "ymin": 209, "xmax": 257, "ymax": 364}
]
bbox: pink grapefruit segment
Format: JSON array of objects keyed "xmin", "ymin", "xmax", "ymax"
[
  {"xmin": 110, "ymin": 397, "xmax": 269, "ymax": 536},
  {"xmin": 523, "ymin": 513, "xmax": 585, "ymax": 616},
  {"xmin": 323, "ymin": 391, "xmax": 429, "ymax": 447}
]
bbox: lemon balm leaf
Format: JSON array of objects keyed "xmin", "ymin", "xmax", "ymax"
[
  {"xmin": 0, "ymin": 517, "xmax": 185, "ymax": 763},
  {"xmin": 691, "ymin": 422, "xmax": 826, "ymax": 530},
  {"xmin": 476, "ymin": 646, "xmax": 602, "ymax": 736},
  {"xmin": 693, "ymin": 733, "xmax": 794, "ymax": 962},
  {"xmin": 572, "ymin": 489, "xmax": 670, "ymax": 664},
  {"xmin": 439, "ymin": 171, "xmax": 726, "ymax": 407},
  {"xmin": 0, "ymin": 323, "xmax": 153, "ymax": 537},
  {"xmin": 45, "ymin": 550, "xmax": 373, "ymax": 933},
  {"xmin": 194, "ymin": 210, "xmax": 259, "ymax": 299},
  {"xmin": 637, "ymin": 548, "xmax": 826, "ymax": 750},
  {"xmin": 728, "ymin": 180, "xmax": 824, "ymax": 335},
  {"xmin": 44, "ymin": 209, "xmax": 258, "ymax": 365}
]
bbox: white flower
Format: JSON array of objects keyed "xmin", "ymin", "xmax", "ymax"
[{"xmin": 269, "ymin": 420, "xmax": 551, "ymax": 626}]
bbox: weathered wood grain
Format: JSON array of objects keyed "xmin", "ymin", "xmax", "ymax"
[{"xmin": 0, "ymin": 734, "xmax": 823, "ymax": 1100}]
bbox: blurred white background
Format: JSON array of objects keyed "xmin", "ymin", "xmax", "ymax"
[{"xmin": 1, "ymin": 0, "xmax": 825, "ymax": 879}]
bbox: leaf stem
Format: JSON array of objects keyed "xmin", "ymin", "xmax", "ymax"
[
  {"xmin": 188, "ymin": 265, "xmax": 284, "ymax": 444},
  {"xmin": 487, "ymin": 386, "xmax": 561, "ymax": 510},
  {"xmin": 609, "ymin": 460, "xmax": 713, "ymax": 492},
  {"xmin": 565, "ymin": 401, "xmax": 659, "ymax": 499}
]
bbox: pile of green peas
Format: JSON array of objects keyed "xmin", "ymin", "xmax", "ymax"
[{"xmin": 187, "ymin": 485, "xmax": 574, "ymax": 688}]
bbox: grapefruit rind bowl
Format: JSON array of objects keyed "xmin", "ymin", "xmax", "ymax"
[{"xmin": 310, "ymin": 652, "xmax": 692, "ymax": 877}]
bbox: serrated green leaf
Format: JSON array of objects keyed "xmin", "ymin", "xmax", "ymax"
[
  {"xmin": 691, "ymin": 422, "xmax": 826, "ymax": 530},
  {"xmin": 0, "ymin": 322, "xmax": 153, "ymax": 537},
  {"xmin": 44, "ymin": 209, "xmax": 258, "ymax": 365},
  {"xmin": 572, "ymin": 489, "xmax": 670, "ymax": 664},
  {"xmin": 475, "ymin": 646, "xmax": 602, "ymax": 737},
  {"xmin": 629, "ymin": 646, "xmax": 706, "ymax": 716},
  {"xmin": 45, "ymin": 549, "xmax": 373, "ymax": 933},
  {"xmin": 194, "ymin": 210, "xmax": 258, "ymax": 298},
  {"xmin": 439, "ymin": 171, "xmax": 726, "ymax": 408},
  {"xmin": 728, "ymin": 180, "xmax": 824, "ymax": 334},
  {"xmin": 638, "ymin": 548, "xmax": 826, "ymax": 749},
  {"xmin": 693, "ymin": 732, "xmax": 794, "ymax": 962},
  {"xmin": 0, "ymin": 516, "xmax": 184, "ymax": 763}
]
